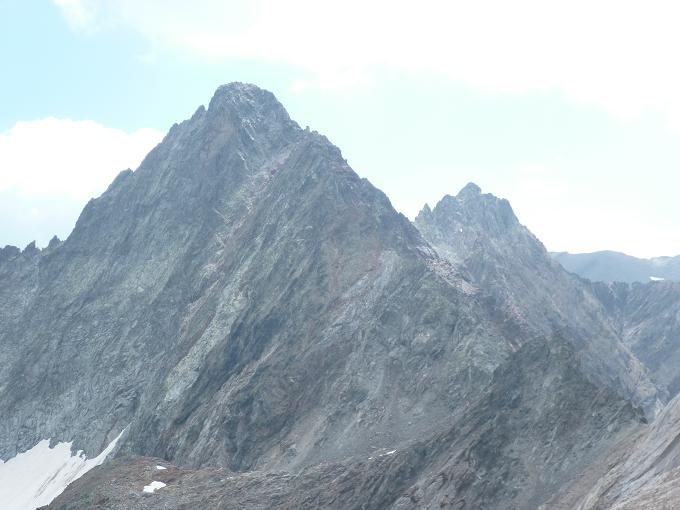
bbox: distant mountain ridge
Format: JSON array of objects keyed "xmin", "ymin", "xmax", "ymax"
[{"xmin": 552, "ymin": 250, "xmax": 680, "ymax": 283}]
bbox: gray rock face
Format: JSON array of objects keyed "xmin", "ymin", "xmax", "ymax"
[
  {"xmin": 47, "ymin": 338, "xmax": 643, "ymax": 510},
  {"xmin": 552, "ymin": 250, "xmax": 680, "ymax": 283},
  {"xmin": 390, "ymin": 337, "xmax": 642, "ymax": 510},
  {"xmin": 547, "ymin": 389, "xmax": 680, "ymax": 510},
  {"xmin": 592, "ymin": 280, "xmax": 680, "ymax": 397},
  {"xmin": 1, "ymin": 83, "xmax": 677, "ymax": 510},
  {"xmin": 414, "ymin": 186, "xmax": 661, "ymax": 413}
]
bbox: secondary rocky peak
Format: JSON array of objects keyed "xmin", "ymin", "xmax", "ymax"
[
  {"xmin": 458, "ymin": 184, "xmax": 516, "ymax": 227},
  {"xmin": 47, "ymin": 235, "xmax": 61, "ymax": 250},
  {"xmin": 415, "ymin": 183, "xmax": 546, "ymax": 282},
  {"xmin": 414, "ymin": 184, "xmax": 660, "ymax": 416},
  {"xmin": 0, "ymin": 245, "xmax": 20, "ymax": 263},
  {"xmin": 23, "ymin": 240, "xmax": 39, "ymax": 254},
  {"xmin": 415, "ymin": 203, "xmax": 433, "ymax": 223},
  {"xmin": 416, "ymin": 184, "xmax": 521, "ymax": 245},
  {"xmin": 457, "ymin": 181, "xmax": 482, "ymax": 197}
]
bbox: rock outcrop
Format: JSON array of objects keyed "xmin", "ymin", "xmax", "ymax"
[{"xmin": 592, "ymin": 280, "xmax": 680, "ymax": 398}]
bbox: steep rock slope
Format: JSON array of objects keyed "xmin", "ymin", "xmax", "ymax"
[
  {"xmin": 545, "ymin": 389, "xmax": 680, "ymax": 510},
  {"xmin": 389, "ymin": 337, "xmax": 643, "ymax": 510},
  {"xmin": 47, "ymin": 338, "xmax": 643, "ymax": 510},
  {"xmin": 414, "ymin": 185, "xmax": 660, "ymax": 413},
  {"xmin": 592, "ymin": 280, "xmax": 680, "ymax": 397}
]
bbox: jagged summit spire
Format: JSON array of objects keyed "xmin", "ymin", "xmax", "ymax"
[
  {"xmin": 457, "ymin": 182, "xmax": 482, "ymax": 197},
  {"xmin": 416, "ymin": 182, "xmax": 521, "ymax": 238},
  {"xmin": 210, "ymin": 82, "xmax": 275, "ymax": 106},
  {"xmin": 206, "ymin": 82, "xmax": 294, "ymax": 126}
]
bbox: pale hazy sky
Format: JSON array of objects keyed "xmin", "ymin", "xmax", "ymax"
[{"xmin": 2, "ymin": 0, "xmax": 679, "ymax": 257}]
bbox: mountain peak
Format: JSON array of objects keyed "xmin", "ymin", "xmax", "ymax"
[
  {"xmin": 177, "ymin": 82, "xmax": 302, "ymax": 153},
  {"xmin": 211, "ymin": 82, "xmax": 272, "ymax": 105},
  {"xmin": 414, "ymin": 184, "xmax": 543, "ymax": 271},
  {"xmin": 425, "ymin": 184, "xmax": 519, "ymax": 233},
  {"xmin": 457, "ymin": 182, "xmax": 482, "ymax": 198},
  {"xmin": 207, "ymin": 82, "xmax": 291, "ymax": 122}
]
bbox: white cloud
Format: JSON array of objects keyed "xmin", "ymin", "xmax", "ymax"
[
  {"xmin": 0, "ymin": 118, "xmax": 164, "ymax": 247},
  {"xmin": 0, "ymin": 118, "xmax": 163, "ymax": 199},
  {"xmin": 54, "ymin": 0, "xmax": 680, "ymax": 125},
  {"xmin": 52, "ymin": 0, "xmax": 95, "ymax": 31},
  {"xmin": 482, "ymin": 164, "xmax": 680, "ymax": 259}
]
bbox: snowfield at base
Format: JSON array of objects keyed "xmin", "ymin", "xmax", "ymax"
[
  {"xmin": 143, "ymin": 481, "xmax": 167, "ymax": 493},
  {"xmin": 0, "ymin": 428, "xmax": 125, "ymax": 510}
]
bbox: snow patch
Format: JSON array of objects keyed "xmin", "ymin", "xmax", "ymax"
[
  {"xmin": 143, "ymin": 481, "xmax": 167, "ymax": 494},
  {"xmin": 156, "ymin": 465, "xmax": 167, "ymax": 470},
  {"xmin": 0, "ymin": 428, "xmax": 126, "ymax": 510},
  {"xmin": 371, "ymin": 449, "xmax": 397, "ymax": 460},
  {"xmin": 650, "ymin": 276, "xmax": 665, "ymax": 281}
]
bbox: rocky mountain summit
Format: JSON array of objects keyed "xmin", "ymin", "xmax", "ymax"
[
  {"xmin": 0, "ymin": 83, "xmax": 678, "ymax": 509},
  {"xmin": 414, "ymin": 186, "xmax": 660, "ymax": 412}
]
